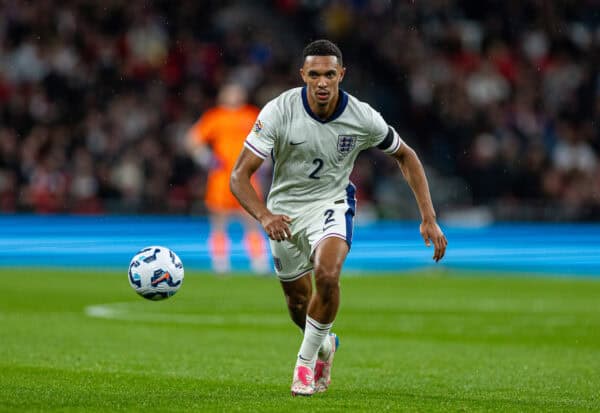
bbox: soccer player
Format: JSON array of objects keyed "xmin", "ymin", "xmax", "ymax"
[
  {"xmin": 230, "ymin": 40, "xmax": 447, "ymax": 396},
  {"xmin": 187, "ymin": 83, "xmax": 269, "ymax": 274}
]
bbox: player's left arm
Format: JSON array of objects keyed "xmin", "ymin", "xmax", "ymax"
[{"xmin": 390, "ymin": 143, "xmax": 448, "ymax": 262}]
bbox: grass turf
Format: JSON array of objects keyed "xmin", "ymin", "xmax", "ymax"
[{"xmin": 1, "ymin": 268, "xmax": 599, "ymax": 412}]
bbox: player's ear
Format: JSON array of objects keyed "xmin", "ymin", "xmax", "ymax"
[
  {"xmin": 339, "ymin": 67, "xmax": 346, "ymax": 82},
  {"xmin": 300, "ymin": 67, "xmax": 307, "ymax": 83}
]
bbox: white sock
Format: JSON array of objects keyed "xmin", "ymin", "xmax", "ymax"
[
  {"xmin": 318, "ymin": 333, "xmax": 332, "ymax": 360},
  {"xmin": 297, "ymin": 315, "xmax": 333, "ymax": 368},
  {"xmin": 299, "ymin": 322, "xmax": 332, "ymax": 360}
]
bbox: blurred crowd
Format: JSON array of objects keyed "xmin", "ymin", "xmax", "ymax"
[{"xmin": 0, "ymin": 0, "xmax": 599, "ymax": 220}]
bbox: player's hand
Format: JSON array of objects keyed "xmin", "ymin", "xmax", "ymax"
[
  {"xmin": 260, "ymin": 212, "xmax": 292, "ymax": 242},
  {"xmin": 420, "ymin": 219, "xmax": 447, "ymax": 262}
]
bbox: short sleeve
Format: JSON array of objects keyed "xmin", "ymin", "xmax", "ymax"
[
  {"xmin": 367, "ymin": 108, "xmax": 404, "ymax": 154},
  {"xmin": 244, "ymin": 100, "xmax": 280, "ymax": 159}
]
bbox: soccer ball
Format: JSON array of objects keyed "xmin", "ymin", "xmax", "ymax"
[{"xmin": 128, "ymin": 246, "xmax": 184, "ymax": 300}]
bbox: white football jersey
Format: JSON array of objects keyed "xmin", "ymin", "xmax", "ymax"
[{"xmin": 245, "ymin": 87, "xmax": 403, "ymax": 216}]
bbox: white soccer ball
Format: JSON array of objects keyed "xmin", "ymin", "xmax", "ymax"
[{"xmin": 128, "ymin": 246, "xmax": 184, "ymax": 300}]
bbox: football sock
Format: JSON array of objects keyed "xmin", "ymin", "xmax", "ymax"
[
  {"xmin": 297, "ymin": 315, "xmax": 333, "ymax": 368},
  {"xmin": 318, "ymin": 333, "xmax": 332, "ymax": 360}
]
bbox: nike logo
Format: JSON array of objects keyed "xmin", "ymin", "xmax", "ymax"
[
  {"xmin": 290, "ymin": 141, "xmax": 306, "ymax": 145},
  {"xmin": 322, "ymin": 224, "xmax": 336, "ymax": 232}
]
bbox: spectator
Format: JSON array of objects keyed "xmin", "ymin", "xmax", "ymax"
[{"xmin": 0, "ymin": 1, "xmax": 597, "ymax": 220}]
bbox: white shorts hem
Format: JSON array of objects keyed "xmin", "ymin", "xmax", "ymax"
[
  {"xmin": 310, "ymin": 233, "xmax": 348, "ymax": 257},
  {"xmin": 278, "ymin": 267, "xmax": 313, "ymax": 283}
]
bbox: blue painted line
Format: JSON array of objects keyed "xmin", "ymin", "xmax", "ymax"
[{"xmin": 0, "ymin": 215, "xmax": 598, "ymax": 276}]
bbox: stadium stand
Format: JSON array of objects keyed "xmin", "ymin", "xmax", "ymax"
[{"xmin": 0, "ymin": 0, "xmax": 598, "ymax": 220}]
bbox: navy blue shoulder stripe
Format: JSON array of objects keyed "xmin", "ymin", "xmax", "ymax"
[
  {"xmin": 377, "ymin": 127, "xmax": 395, "ymax": 150},
  {"xmin": 301, "ymin": 86, "xmax": 348, "ymax": 123}
]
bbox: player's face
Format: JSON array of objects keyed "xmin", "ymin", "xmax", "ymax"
[{"xmin": 300, "ymin": 56, "xmax": 345, "ymax": 110}]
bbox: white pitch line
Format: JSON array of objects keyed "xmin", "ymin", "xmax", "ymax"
[{"xmin": 84, "ymin": 302, "xmax": 288, "ymax": 326}]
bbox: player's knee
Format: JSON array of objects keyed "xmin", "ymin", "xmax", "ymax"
[
  {"xmin": 314, "ymin": 266, "xmax": 340, "ymax": 297},
  {"xmin": 314, "ymin": 260, "xmax": 342, "ymax": 280}
]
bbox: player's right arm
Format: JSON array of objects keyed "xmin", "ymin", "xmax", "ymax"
[{"xmin": 230, "ymin": 148, "xmax": 292, "ymax": 241}]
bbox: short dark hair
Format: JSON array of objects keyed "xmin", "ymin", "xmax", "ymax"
[{"xmin": 302, "ymin": 39, "xmax": 343, "ymax": 66}]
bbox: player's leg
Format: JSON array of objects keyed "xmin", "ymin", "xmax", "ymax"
[
  {"xmin": 281, "ymin": 269, "xmax": 337, "ymax": 394},
  {"xmin": 306, "ymin": 238, "xmax": 347, "ymax": 393},
  {"xmin": 240, "ymin": 210, "xmax": 270, "ymax": 274},
  {"xmin": 284, "ymin": 271, "xmax": 317, "ymax": 396},
  {"xmin": 300, "ymin": 199, "xmax": 354, "ymax": 393},
  {"xmin": 207, "ymin": 210, "xmax": 231, "ymax": 273},
  {"xmin": 296, "ymin": 237, "xmax": 347, "ymax": 368},
  {"xmin": 268, "ymin": 227, "xmax": 317, "ymax": 395},
  {"xmin": 280, "ymin": 272, "xmax": 312, "ymax": 330},
  {"xmin": 309, "ymin": 237, "xmax": 348, "ymax": 321}
]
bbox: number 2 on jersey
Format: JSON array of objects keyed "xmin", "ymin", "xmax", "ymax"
[{"xmin": 309, "ymin": 158, "xmax": 324, "ymax": 179}]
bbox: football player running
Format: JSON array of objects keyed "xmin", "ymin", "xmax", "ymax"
[{"xmin": 231, "ymin": 39, "xmax": 447, "ymax": 396}]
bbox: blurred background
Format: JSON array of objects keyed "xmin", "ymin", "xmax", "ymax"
[
  {"xmin": 0, "ymin": 0, "xmax": 599, "ymax": 223},
  {"xmin": 4, "ymin": 4, "xmax": 600, "ymax": 410}
]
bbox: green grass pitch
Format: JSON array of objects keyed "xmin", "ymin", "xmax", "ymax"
[{"xmin": 1, "ymin": 268, "xmax": 599, "ymax": 412}]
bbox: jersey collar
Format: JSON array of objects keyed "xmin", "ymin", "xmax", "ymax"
[{"xmin": 301, "ymin": 86, "xmax": 348, "ymax": 123}]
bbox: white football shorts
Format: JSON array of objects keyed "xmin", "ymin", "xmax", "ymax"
[{"xmin": 269, "ymin": 195, "xmax": 356, "ymax": 282}]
